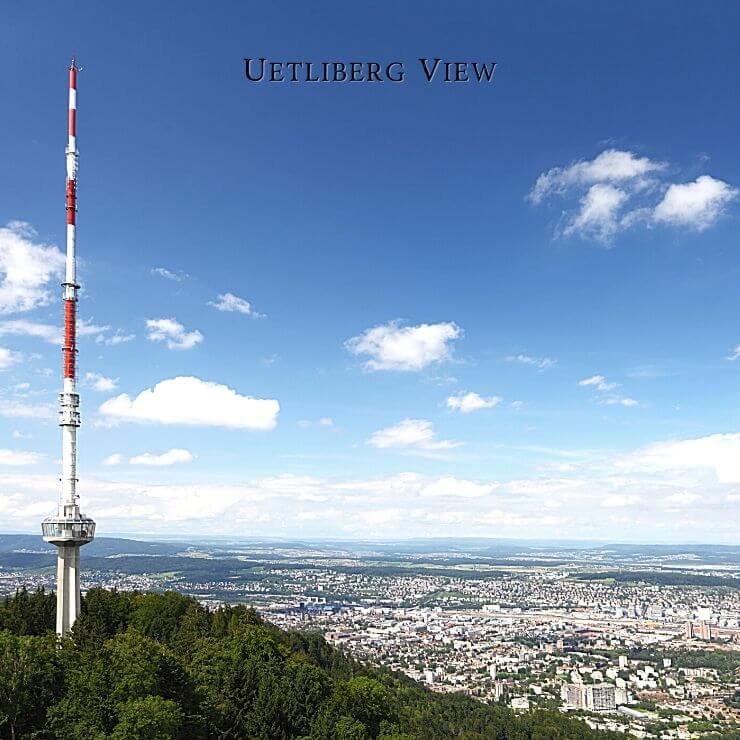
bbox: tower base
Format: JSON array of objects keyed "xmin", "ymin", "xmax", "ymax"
[{"xmin": 54, "ymin": 543, "xmax": 81, "ymax": 635}]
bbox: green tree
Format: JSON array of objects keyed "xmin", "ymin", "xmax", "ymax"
[
  {"xmin": 0, "ymin": 631, "xmax": 61, "ymax": 740},
  {"xmin": 0, "ymin": 588, "xmax": 56, "ymax": 636},
  {"xmin": 128, "ymin": 592, "xmax": 194, "ymax": 645},
  {"xmin": 110, "ymin": 696, "xmax": 184, "ymax": 740},
  {"xmin": 72, "ymin": 588, "xmax": 134, "ymax": 649},
  {"xmin": 333, "ymin": 716, "xmax": 370, "ymax": 740}
]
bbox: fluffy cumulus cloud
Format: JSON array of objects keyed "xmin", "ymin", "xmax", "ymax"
[
  {"xmin": 104, "ymin": 448, "xmax": 193, "ymax": 466},
  {"xmin": 446, "ymin": 391, "xmax": 501, "ymax": 413},
  {"xmin": 563, "ymin": 183, "xmax": 628, "ymax": 242},
  {"xmin": 529, "ymin": 149, "xmax": 737, "ymax": 242},
  {"xmin": 626, "ymin": 433, "xmax": 740, "ymax": 484},
  {"xmin": 146, "ymin": 318, "xmax": 203, "ymax": 350},
  {"xmin": 85, "ymin": 372, "xmax": 118, "ymax": 392},
  {"xmin": 0, "ymin": 222, "xmax": 66, "ymax": 314},
  {"xmin": 368, "ymin": 418, "xmax": 462, "ymax": 452},
  {"xmin": 346, "ymin": 320, "xmax": 461, "ymax": 371},
  {"xmin": 654, "ymin": 175, "xmax": 738, "ymax": 230},
  {"xmin": 208, "ymin": 292, "xmax": 261, "ymax": 317},
  {"xmin": 728, "ymin": 345, "xmax": 740, "ymax": 361},
  {"xmin": 528, "ymin": 149, "xmax": 665, "ymax": 204},
  {"xmin": 98, "ymin": 376, "xmax": 279, "ymax": 430}
]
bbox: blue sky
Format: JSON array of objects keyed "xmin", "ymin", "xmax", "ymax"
[{"xmin": 1, "ymin": 1, "xmax": 740, "ymax": 541}]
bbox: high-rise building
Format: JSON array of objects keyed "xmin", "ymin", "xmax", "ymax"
[
  {"xmin": 561, "ymin": 683, "xmax": 616, "ymax": 712},
  {"xmin": 41, "ymin": 60, "xmax": 96, "ymax": 636},
  {"xmin": 585, "ymin": 684, "xmax": 616, "ymax": 712}
]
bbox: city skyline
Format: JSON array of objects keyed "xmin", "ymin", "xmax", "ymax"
[{"xmin": 1, "ymin": 2, "xmax": 740, "ymax": 542}]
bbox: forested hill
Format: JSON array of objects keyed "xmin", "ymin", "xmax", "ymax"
[{"xmin": 0, "ymin": 589, "xmax": 620, "ymax": 739}]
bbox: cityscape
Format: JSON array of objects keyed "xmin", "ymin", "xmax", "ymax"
[{"xmin": 2, "ymin": 535, "xmax": 739, "ymax": 737}]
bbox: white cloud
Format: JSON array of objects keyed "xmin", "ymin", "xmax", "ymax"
[
  {"xmin": 129, "ymin": 449, "xmax": 193, "ymax": 466},
  {"xmin": 529, "ymin": 151, "xmax": 736, "ymax": 242},
  {"xmin": 505, "ymin": 354, "xmax": 556, "ymax": 370},
  {"xmin": 84, "ymin": 372, "xmax": 118, "ymax": 392},
  {"xmin": 728, "ymin": 345, "xmax": 740, "ymax": 361},
  {"xmin": 0, "ymin": 221, "xmax": 66, "ymax": 314},
  {"xmin": 78, "ymin": 320, "xmax": 111, "ymax": 340},
  {"xmin": 299, "ymin": 417, "xmax": 335, "ymax": 428},
  {"xmin": 0, "ymin": 347, "xmax": 22, "ymax": 370},
  {"xmin": 0, "ymin": 449, "xmax": 44, "ymax": 465},
  {"xmin": 603, "ymin": 397, "xmax": 640, "ymax": 408},
  {"xmin": 528, "ymin": 149, "xmax": 665, "ymax": 204},
  {"xmin": 102, "ymin": 453, "xmax": 125, "ymax": 466},
  {"xmin": 208, "ymin": 292, "xmax": 261, "ymax": 317},
  {"xmin": 0, "ymin": 318, "xmax": 115, "ymax": 346},
  {"xmin": 99, "ymin": 376, "xmax": 279, "ymax": 430},
  {"xmin": 663, "ymin": 491, "xmax": 700, "ymax": 507},
  {"xmin": 146, "ymin": 318, "xmax": 203, "ymax": 350},
  {"xmin": 654, "ymin": 175, "xmax": 737, "ymax": 230},
  {"xmin": 419, "ymin": 476, "xmax": 496, "ymax": 498},
  {"xmin": 601, "ymin": 494, "xmax": 641, "ymax": 508},
  {"xmin": 368, "ymin": 418, "xmax": 462, "ymax": 451},
  {"xmin": 0, "ymin": 400, "xmax": 54, "ymax": 419},
  {"xmin": 627, "ymin": 433, "xmax": 740, "ymax": 484},
  {"xmin": 446, "ymin": 391, "xmax": 501, "ymax": 413},
  {"xmin": 2, "ymin": 441, "xmax": 740, "ymax": 538},
  {"xmin": 0, "ymin": 319, "xmax": 60, "ymax": 344},
  {"xmin": 151, "ymin": 267, "xmax": 187, "ymax": 282},
  {"xmin": 579, "ymin": 374, "xmax": 618, "ymax": 391},
  {"xmin": 97, "ymin": 330, "xmax": 136, "ymax": 346},
  {"xmin": 564, "ymin": 184, "xmax": 628, "ymax": 242},
  {"xmin": 346, "ymin": 320, "xmax": 461, "ymax": 371},
  {"xmin": 580, "ymin": 375, "xmax": 639, "ymax": 407}
]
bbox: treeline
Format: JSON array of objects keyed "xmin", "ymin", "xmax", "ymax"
[{"xmin": 0, "ymin": 587, "xmax": 622, "ymax": 739}]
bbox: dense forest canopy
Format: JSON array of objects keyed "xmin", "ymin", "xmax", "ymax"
[{"xmin": 0, "ymin": 587, "xmax": 621, "ymax": 739}]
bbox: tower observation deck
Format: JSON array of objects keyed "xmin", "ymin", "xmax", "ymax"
[{"xmin": 41, "ymin": 60, "xmax": 96, "ymax": 636}]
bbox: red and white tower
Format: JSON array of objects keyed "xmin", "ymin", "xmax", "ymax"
[{"xmin": 42, "ymin": 60, "xmax": 96, "ymax": 636}]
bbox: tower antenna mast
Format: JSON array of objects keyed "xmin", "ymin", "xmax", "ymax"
[{"xmin": 42, "ymin": 59, "xmax": 96, "ymax": 636}]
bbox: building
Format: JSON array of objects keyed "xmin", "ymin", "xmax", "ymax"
[
  {"xmin": 562, "ymin": 683, "xmax": 616, "ymax": 712},
  {"xmin": 585, "ymin": 684, "xmax": 617, "ymax": 712},
  {"xmin": 562, "ymin": 683, "xmax": 586, "ymax": 708}
]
